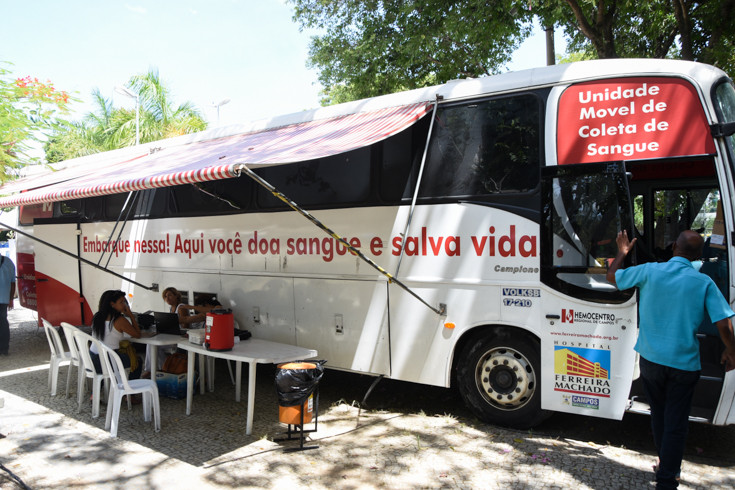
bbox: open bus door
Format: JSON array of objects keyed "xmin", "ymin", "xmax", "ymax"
[{"xmin": 539, "ymin": 161, "xmax": 639, "ymax": 420}]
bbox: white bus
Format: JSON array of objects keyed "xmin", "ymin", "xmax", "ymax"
[{"xmin": 2, "ymin": 59, "xmax": 735, "ymax": 428}]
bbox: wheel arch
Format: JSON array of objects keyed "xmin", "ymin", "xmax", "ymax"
[{"xmin": 450, "ymin": 323, "xmax": 541, "ymax": 388}]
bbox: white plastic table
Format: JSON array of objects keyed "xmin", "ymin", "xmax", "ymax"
[{"xmin": 177, "ymin": 338, "xmax": 317, "ymax": 435}]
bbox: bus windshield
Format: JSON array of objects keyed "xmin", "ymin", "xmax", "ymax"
[
  {"xmin": 714, "ymin": 81, "xmax": 735, "ymax": 156},
  {"xmin": 714, "ymin": 81, "xmax": 735, "ymax": 124}
]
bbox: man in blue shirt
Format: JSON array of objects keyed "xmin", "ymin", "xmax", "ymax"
[
  {"xmin": 0, "ymin": 254, "xmax": 16, "ymax": 356},
  {"xmin": 607, "ymin": 229, "xmax": 735, "ymax": 489}
]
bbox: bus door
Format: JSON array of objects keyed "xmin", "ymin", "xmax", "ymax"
[
  {"xmin": 539, "ymin": 161, "xmax": 639, "ymax": 420},
  {"xmin": 34, "ymin": 222, "xmax": 85, "ymax": 326},
  {"xmin": 626, "ymin": 158, "xmax": 730, "ymax": 421}
]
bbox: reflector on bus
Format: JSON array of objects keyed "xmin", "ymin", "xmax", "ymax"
[{"xmin": 0, "ymin": 102, "xmax": 432, "ymax": 208}]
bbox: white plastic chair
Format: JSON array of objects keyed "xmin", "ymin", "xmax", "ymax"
[
  {"xmin": 97, "ymin": 340, "xmax": 161, "ymax": 437},
  {"xmin": 41, "ymin": 319, "xmax": 72, "ymax": 396},
  {"xmin": 59, "ymin": 322, "xmax": 83, "ymax": 398},
  {"xmin": 72, "ymin": 328, "xmax": 111, "ymax": 418}
]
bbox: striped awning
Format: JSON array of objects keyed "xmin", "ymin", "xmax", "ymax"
[{"xmin": 0, "ymin": 102, "xmax": 431, "ymax": 207}]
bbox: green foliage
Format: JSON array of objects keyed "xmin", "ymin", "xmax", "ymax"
[
  {"xmin": 289, "ymin": 0, "xmax": 535, "ymax": 104},
  {"xmin": 0, "ymin": 63, "xmax": 73, "ymax": 182},
  {"xmin": 45, "ymin": 68, "xmax": 207, "ymax": 163},
  {"xmin": 556, "ymin": 51, "xmax": 594, "ymax": 65},
  {"xmin": 534, "ymin": 0, "xmax": 735, "ymax": 73},
  {"xmin": 290, "ymin": 0, "xmax": 735, "ymax": 104}
]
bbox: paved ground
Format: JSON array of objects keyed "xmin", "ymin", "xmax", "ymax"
[{"xmin": 1, "ymin": 303, "xmax": 734, "ymax": 489}]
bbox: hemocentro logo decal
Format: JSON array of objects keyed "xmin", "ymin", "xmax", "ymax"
[
  {"xmin": 554, "ymin": 346, "xmax": 611, "ymax": 398},
  {"xmin": 561, "ymin": 309, "xmax": 616, "ymax": 325}
]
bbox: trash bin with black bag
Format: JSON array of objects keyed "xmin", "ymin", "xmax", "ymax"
[{"xmin": 274, "ymin": 360, "xmax": 325, "ymax": 450}]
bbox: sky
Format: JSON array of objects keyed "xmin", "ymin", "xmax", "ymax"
[{"xmin": 1, "ymin": 0, "xmax": 566, "ymax": 129}]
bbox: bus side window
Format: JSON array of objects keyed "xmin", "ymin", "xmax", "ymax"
[
  {"xmin": 419, "ymin": 94, "xmax": 541, "ymax": 199},
  {"xmin": 54, "ymin": 199, "xmax": 82, "ymax": 218},
  {"xmin": 380, "ymin": 123, "xmax": 422, "ymax": 203},
  {"xmin": 169, "ymin": 176, "xmax": 252, "ymax": 216},
  {"xmin": 256, "ymin": 147, "xmax": 371, "ymax": 209}
]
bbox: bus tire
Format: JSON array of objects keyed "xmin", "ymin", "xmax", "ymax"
[{"xmin": 457, "ymin": 330, "xmax": 549, "ymax": 429}]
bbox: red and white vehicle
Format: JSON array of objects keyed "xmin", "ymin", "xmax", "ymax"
[{"xmin": 2, "ymin": 59, "xmax": 735, "ymax": 428}]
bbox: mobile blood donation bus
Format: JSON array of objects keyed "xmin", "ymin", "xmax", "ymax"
[{"xmin": 2, "ymin": 59, "xmax": 735, "ymax": 428}]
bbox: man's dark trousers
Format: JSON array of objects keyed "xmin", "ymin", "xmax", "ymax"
[
  {"xmin": 0, "ymin": 304, "xmax": 9, "ymax": 355},
  {"xmin": 640, "ymin": 356, "xmax": 700, "ymax": 489}
]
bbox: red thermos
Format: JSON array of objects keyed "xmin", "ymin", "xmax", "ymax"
[{"xmin": 205, "ymin": 308, "xmax": 234, "ymax": 351}]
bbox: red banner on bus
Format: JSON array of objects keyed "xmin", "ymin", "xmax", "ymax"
[{"xmin": 557, "ymin": 77, "xmax": 716, "ymax": 164}]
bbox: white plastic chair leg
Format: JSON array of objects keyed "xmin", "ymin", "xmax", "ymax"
[
  {"xmin": 77, "ymin": 376, "xmax": 87, "ymax": 412},
  {"xmin": 108, "ymin": 392, "xmax": 124, "ymax": 438},
  {"xmin": 142, "ymin": 394, "xmax": 152, "ymax": 422},
  {"xmin": 92, "ymin": 377, "xmax": 102, "ymax": 418},
  {"xmin": 49, "ymin": 358, "xmax": 60, "ymax": 396},
  {"xmin": 76, "ymin": 368, "xmax": 85, "ymax": 408},
  {"xmin": 152, "ymin": 390, "xmax": 161, "ymax": 432},
  {"xmin": 105, "ymin": 390, "xmax": 114, "ymax": 431}
]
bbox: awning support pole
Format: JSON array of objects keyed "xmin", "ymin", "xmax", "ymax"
[
  {"xmin": 236, "ymin": 165, "xmax": 446, "ymax": 316},
  {"xmin": 0, "ymin": 221, "xmax": 159, "ymax": 292},
  {"xmin": 395, "ymin": 99, "xmax": 439, "ymax": 276}
]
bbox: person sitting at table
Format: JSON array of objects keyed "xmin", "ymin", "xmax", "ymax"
[
  {"xmin": 163, "ymin": 286, "xmax": 192, "ymax": 328},
  {"xmin": 89, "ymin": 289, "xmax": 142, "ymax": 379}
]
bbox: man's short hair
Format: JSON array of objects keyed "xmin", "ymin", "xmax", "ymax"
[{"xmin": 677, "ymin": 230, "xmax": 704, "ymax": 260}]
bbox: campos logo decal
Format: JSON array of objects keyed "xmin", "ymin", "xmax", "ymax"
[{"xmin": 562, "ymin": 394, "xmax": 600, "ymax": 410}]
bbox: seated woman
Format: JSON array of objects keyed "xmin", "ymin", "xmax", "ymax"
[{"xmin": 89, "ymin": 289, "xmax": 142, "ymax": 379}]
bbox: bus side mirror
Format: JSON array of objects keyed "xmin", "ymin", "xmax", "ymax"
[{"xmin": 711, "ymin": 122, "xmax": 735, "ymax": 138}]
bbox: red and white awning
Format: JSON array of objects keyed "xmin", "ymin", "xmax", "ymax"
[{"xmin": 0, "ymin": 102, "xmax": 431, "ymax": 207}]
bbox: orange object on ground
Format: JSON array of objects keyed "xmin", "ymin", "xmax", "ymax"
[{"xmin": 278, "ymin": 393, "xmax": 314, "ymax": 424}]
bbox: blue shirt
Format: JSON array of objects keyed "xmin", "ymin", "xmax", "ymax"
[
  {"xmin": 616, "ymin": 256, "xmax": 734, "ymax": 371},
  {"xmin": 0, "ymin": 255, "xmax": 16, "ymax": 305}
]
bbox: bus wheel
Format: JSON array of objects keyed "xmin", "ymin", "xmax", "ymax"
[{"xmin": 457, "ymin": 331, "xmax": 549, "ymax": 429}]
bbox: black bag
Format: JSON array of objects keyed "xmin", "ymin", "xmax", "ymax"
[{"xmin": 275, "ymin": 360, "xmax": 326, "ymax": 407}]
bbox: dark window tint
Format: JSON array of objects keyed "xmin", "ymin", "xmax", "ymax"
[
  {"xmin": 54, "ymin": 199, "xmax": 82, "ymax": 217},
  {"xmin": 419, "ymin": 94, "xmax": 541, "ymax": 198},
  {"xmin": 256, "ymin": 147, "xmax": 371, "ymax": 209},
  {"xmin": 380, "ymin": 118, "xmax": 427, "ymax": 203},
  {"xmin": 170, "ymin": 176, "xmax": 252, "ymax": 216},
  {"xmin": 100, "ymin": 189, "xmax": 167, "ymax": 220}
]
